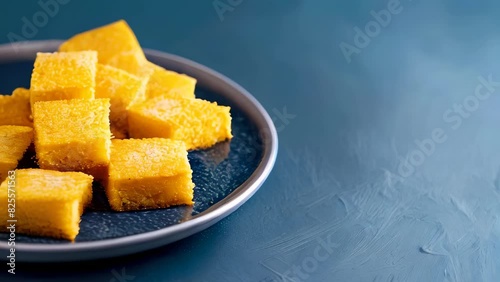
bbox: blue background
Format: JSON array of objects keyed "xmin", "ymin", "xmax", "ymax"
[{"xmin": 2, "ymin": 0, "xmax": 500, "ymax": 281}]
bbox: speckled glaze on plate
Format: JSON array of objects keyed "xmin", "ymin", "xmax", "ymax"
[{"xmin": 0, "ymin": 40, "xmax": 278, "ymax": 262}]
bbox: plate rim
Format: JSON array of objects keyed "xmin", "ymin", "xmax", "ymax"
[{"xmin": 0, "ymin": 40, "xmax": 278, "ymax": 262}]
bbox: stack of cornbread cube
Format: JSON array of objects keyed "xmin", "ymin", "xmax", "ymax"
[{"xmin": 0, "ymin": 20, "xmax": 232, "ymax": 240}]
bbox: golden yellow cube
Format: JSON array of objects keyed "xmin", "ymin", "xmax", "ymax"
[
  {"xmin": 0, "ymin": 126, "xmax": 33, "ymax": 182},
  {"xmin": 128, "ymin": 98, "xmax": 232, "ymax": 150},
  {"xmin": 95, "ymin": 64, "xmax": 148, "ymax": 136},
  {"xmin": 12, "ymin": 87, "xmax": 31, "ymax": 99},
  {"xmin": 0, "ymin": 93, "xmax": 32, "ymax": 127},
  {"xmin": 59, "ymin": 20, "xmax": 149, "ymax": 77},
  {"xmin": 33, "ymin": 99, "xmax": 111, "ymax": 179},
  {"xmin": 107, "ymin": 138, "xmax": 194, "ymax": 211},
  {"xmin": 30, "ymin": 51, "xmax": 97, "ymax": 107},
  {"xmin": 108, "ymin": 51, "xmax": 154, "ymax": 79},
  {"xmin": 146, "ymin": 62, "xmax": 196, "ymax": 100},
  {"xmin": 0, "ymin": 169, "xmax": 93, "ymax": 240}
]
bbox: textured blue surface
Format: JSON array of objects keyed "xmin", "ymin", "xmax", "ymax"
[{"xmin": 2, "ymin": 0, "xmax": 500, "ymax": 281}]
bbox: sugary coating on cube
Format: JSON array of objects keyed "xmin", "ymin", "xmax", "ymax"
[
  {"xmin": 107, "ymin": 138, "xmax": 194, "ymax": 211},
  {"xmin": 0, "ymin": 126, "xmax": 33, "ymax": 182},
  {"xmin": 58, "ymin": 20, "xmax": 149, "ymax": 77},
  {"xmin": 146, "ymin": 62, "xmax": 196, "ymax": 100},
  {"xmin": 128, "ymin": 98, "xmax": 232, "ymax": 150},
  {"xmin": 30, "ymin": 51, "xmax": 97, "ymax": 107},
  {"xmin": 0, "ymin": 94, "xmax": 32, "ymax": 127},
  {"xmin": 33, "ymin": 99, "xmax": 111, "ymax": 179},
  {"xmin": 95, "ymin": 64, "xmax": 148, "ymax": 136},
  {"xmin": 0, "ymin": 169, "xmax": 93, "ymax": 240},
  {"xmin": 12, "ymin": 87, "xmax": 31, "ymax": 99}
]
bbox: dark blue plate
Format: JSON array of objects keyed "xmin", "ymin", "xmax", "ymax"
[{"xmin": 0, "ymin": 41, "xmax": 278, "ymax": 262}]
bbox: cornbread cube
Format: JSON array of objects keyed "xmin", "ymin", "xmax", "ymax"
[
  {"xmin": 146, "ymin": 62, "xmax": 196, "ymax": 100},
  {"xmin": 12, "ymin": 87, "xmax": 31, "ymax": 99},
  {"xmin": 128, "ymin": 98, "xmax": 232, "ymax": 150},
  {"xmin": 107, "ymin": 138, "xmax": 194, "ymax": 211},
  {"xmin": 95, "ymin": 64, "xmax": 148, "ymax": 136},
  {"xmin": 0, "ymin": 126, "xmax": 33, "ymax": 182},
  {"xmin": 0, "ymin": 169, "xmax": 93, "ymax": 240},
  {"xmin": 30, "ymin": 51, "xmax": 97, "ymax": 107},
  {"xmin": 0, "ymin": 94, "xmax": 32, "ymax": 127},
  {"xmin": 59, "ymin": 20, "xmax": 149, "ymax": 77},
  {"xmin": 108, "ymin": 51, "xmax": 154, "ymax": 79},
  {"xmin": 33, "ymin": 99, "xmax": 111, "ymax": 179}
]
